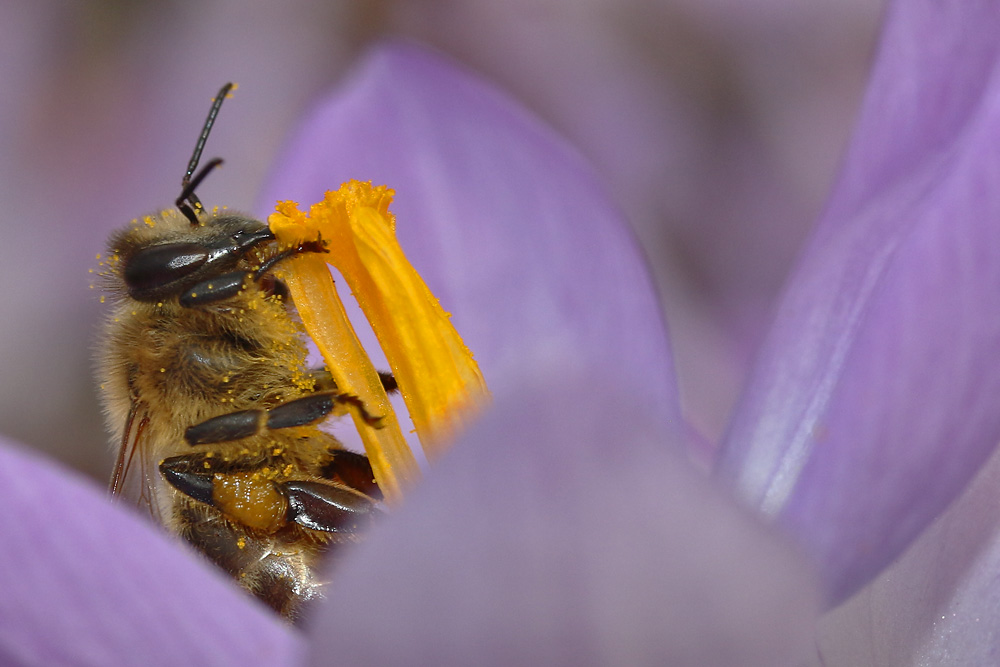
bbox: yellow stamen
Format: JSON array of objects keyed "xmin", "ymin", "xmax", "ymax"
[{"xmin": 269, "ymin": 181, "xmax": 489, "ymax": 503}]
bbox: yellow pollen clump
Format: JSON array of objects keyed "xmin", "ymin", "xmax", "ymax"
[{"xmin": 268, "ymin": 180, "xmax": 489, "ymax": 504}]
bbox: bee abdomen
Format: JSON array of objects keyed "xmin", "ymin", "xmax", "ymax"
[{"xmin": 176, "ymin": 502, "xmax": 325, "ymax": 619}]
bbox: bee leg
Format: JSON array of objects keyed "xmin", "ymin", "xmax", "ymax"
[
  {"xmin": 161, "ymin": 454, "xmax": 288, "ymax": 532},
  {"xmin": 310, "ymin": 367, "xmax": 398, "ymax": 394},
  {"xmin": 184, "ymin": 391, "xmax": 383, "ymax": 446},
  {"xmin": 159, "ymin": 456, "xmax": 214, "ymax": 505},
  {"xmin": 178, "ymin": 242, "xmax": 330, "ymax": 308},
  {"xmin": 160, "ymin": 454, "xmax": 379, "ymax": 533},
  {"xmin": 267, "ymin": 391, "xmax": 382, "ymax": 429},
  {"xmin": 171, "ymin": 238, "xmax": 328, "ymax": 309},
  {"xmin": 179, "ymin": 271, "xmax": 251, "ymax": 307},
  {"xmin": 281, "ymin": 480, "xmax": 381, "ymax": 532},
  {"xmin": 319, "ymin": 448, "xmax": 383, "ymax": 500}
]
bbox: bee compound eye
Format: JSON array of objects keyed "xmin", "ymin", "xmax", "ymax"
[
  {"xmin": 124, "ymin": 242, "xmax": 209, "ymax": 296},
  {"xmin": 229, "ymin": 225, "xmax": 275, "ymax": 250}
]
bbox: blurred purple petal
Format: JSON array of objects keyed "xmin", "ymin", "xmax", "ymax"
[
  {"xmin": 811, "ymin": 446, "xmax": 1000, "ymax": 665},
  {"xmin": 718, "ymin": 0, "xmax": 1000, "ymax": 603},
  {"xmin": 0, "ymin": 439, "xmax": 302, "ymax": 666},
  {"xmin": 258, "ymin": 42, "xmax": 681, "ymax": 432},
  {"xmin": 306, "ymin": 373, "xmax": 820, "ymax": 666}
]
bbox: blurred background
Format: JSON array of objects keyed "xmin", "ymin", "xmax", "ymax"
[{"xmin": 0, "ymin": 0, "xmax": 882, "ymax": 482}]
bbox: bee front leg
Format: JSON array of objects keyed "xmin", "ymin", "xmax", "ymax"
[
  {"xmin": 176, "ymin": 240, "xmax": 329, "ymax": 308},
  {"xmin": 309, "ymin": 367, "xmax": 398, "ymax": 394},
  {"xmin": 178, "ymin": 271, "xmax": 252, "ymax": 307}
]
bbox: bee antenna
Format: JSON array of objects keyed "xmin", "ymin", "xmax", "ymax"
[
  {"xmin": 177, "ymin": 82, "xmax": 235, "ymax": 225},
  {"xmin": 176, "ymin": 158, "xmax": 224, "ymax": 224}
]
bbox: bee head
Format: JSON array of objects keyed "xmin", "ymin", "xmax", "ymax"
[{"xmin": 112, "ymin": 215, "xmax": 275, "ymax": 302}]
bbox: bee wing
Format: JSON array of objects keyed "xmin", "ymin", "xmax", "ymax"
[{"xmin": 109, "ymin": 401, "xmax": 163, "ymax": 523}]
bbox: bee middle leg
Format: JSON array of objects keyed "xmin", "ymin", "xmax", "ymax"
[{"xmin": 184, "ymin": 391, "xmax": 383, "ymax": 446}]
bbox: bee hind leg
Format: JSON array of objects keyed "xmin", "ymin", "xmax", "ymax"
[
  {"xmin": 160, "ymin": 453, "xmax": 380, "ymax": 533},
  {"xmin": 282, "ymin": 479, "xmax": 382, "ymax": 532},
  {"xmin": 318, "ymin": 448, "xmax": 382, "ymax": 500}
]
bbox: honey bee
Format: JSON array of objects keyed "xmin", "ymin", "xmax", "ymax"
[{"xmin": 97, "ymin": 83, "xmax": 390, "ymax": 620}]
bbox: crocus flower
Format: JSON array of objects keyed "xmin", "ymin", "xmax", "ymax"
[
  {"xmin": 720, "ymin": 0, "xmax": 1000, "ymax": 607},
  {"xmin": 1, "ymin": 1, "xmax": 997, "ymax": 665},
  {"xmin": 0, "ymin": 39, "xmax": 817, "ymax": 666},
  {"xmin": 731, "ymin": 2, "xmax": 1000, "ymax": 663}
]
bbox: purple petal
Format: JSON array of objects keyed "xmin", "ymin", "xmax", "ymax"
[
  {"xmin": 718, "ymin": 1, "xmax": 1000, "ymax": 603},
  {"xmin": 812, "ymin": 446, "xmax": 1000, "ymax": 665},
  {"xmin": 306, "ymin": 373, "xmax": 820, "ymax": 666},
  {"xmin": 257, "ymin": 41, "xmax": 680, "ymax": 433},
  {"xmin": 0, "ymin": 439, "xmax": 302, "ymax": 666}
]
